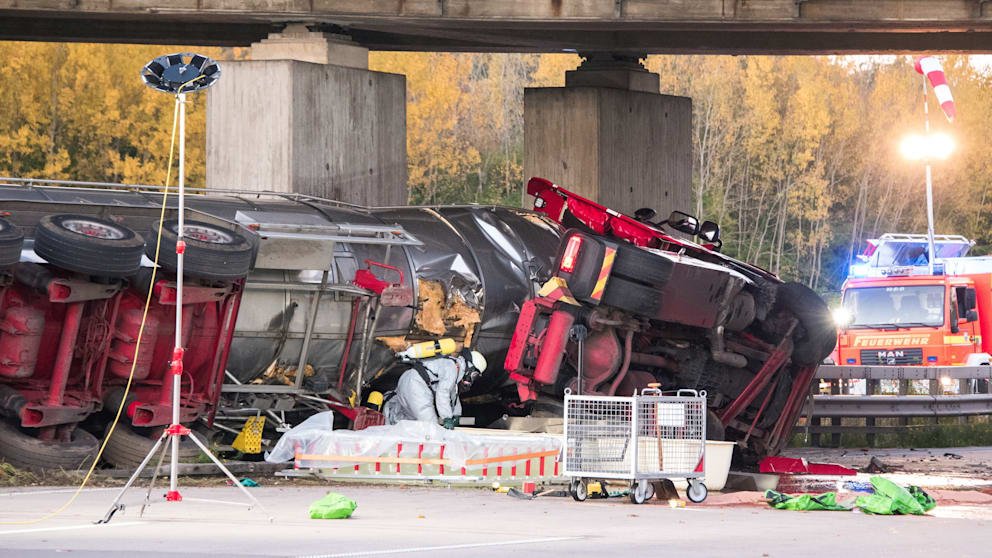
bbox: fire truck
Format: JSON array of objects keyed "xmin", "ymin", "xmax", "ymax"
[{"xmin": 834, "ymin": 233, "xmax": 992, "ymax": 370}]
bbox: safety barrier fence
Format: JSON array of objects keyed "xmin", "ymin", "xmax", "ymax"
[
  {"xmin": 290, "ymin": 442, "xmax": 562, "ymax": 483},
  {"xmin": 796, "ymin": 365, "xmax": 992, "ymax": 447}
]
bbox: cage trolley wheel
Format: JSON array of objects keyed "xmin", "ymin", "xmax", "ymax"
[
  {"xmin": 569, "ymin": 478, "xmax": 588, "ymax": 502},
  {"xmin": 686, "ymin": 480, "xmax": 708, "ymax": 503},
  {"xmin": 630, "ymin": 480, "xmax": 653, "ymax": 504}
]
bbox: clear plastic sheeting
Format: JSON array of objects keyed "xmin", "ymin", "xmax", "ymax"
[
  {"xmin": 267, "ymin": 418, "xmax": 562, "ymax": 471},
  {"xmin": 265, "ymin": 410, "xmax": 335, "ymax": 463}
]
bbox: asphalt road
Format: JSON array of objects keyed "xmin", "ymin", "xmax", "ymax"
[{"xmin": 0, "ymin": 484, "xmax": 988, "ymax": 558}]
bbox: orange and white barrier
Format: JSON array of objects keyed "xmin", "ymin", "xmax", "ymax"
[{"xmin": 292, "ymin": 438, "xmax": 562, "ymax": 482}]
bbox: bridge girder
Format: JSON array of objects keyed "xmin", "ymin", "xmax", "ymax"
[{"xmin": 2, "ymin": 1, "xmax": 992, "ymax": 51}]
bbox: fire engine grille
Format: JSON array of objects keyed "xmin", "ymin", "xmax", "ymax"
[{"xmin": 860, "ymin": 348, "xmax": 924, "ymax": 366}]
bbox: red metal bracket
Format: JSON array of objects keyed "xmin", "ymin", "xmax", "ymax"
[
  {"xmin": 168, "ymin": 348, "xmax": 185, "ymax": 376},
  {"xmin": 165, "ymin": 490, "xmax": 183, "ymax": 502},
  {"xmin": 165, "ymin": 424, "xmax": 191, "ymax": 436},
  {"xmin": 175, "ymin": 240, "xmax": 186, "ymax": 254}
]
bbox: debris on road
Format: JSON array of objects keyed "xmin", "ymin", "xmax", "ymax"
[
  {"xmin": 309, "ymin": 492, "xmax": 357, "ymax": 519},
  {"xmin": 865, "ymin": 456, "xmax": 895, "ymax": 474}
]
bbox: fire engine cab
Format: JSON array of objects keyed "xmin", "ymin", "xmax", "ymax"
[{"xmin": 834, "ymin": 233, "xmax": 992, "ymax": 367}]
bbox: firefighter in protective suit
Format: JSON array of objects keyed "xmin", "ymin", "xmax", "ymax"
[{"xmin": 383, "ymin": 350, "xmax": 488, "ymax": 429}]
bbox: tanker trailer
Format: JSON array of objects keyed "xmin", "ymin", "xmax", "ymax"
[{"xmin": 0, "ymin": 179, "xmax": 561, "ymax": 466}]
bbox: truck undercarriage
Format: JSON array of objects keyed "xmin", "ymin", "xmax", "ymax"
[{"xmin": 505, "ymin": 178, "xmax": 837, "ymax": 459}]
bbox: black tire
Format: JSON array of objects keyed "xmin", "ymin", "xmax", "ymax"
[
  {"xmin": 686, "ymin": 481, "xmax": 708, "ymax": 503},
  {"xmin": 601, "ymin": 276, "xmax": 662, "ymax": 316},
  {"xmin": 34, "ymin": 214, "xmax": 144, "ymax": 278},
  {"xmin": 610, "ymin": 243, "xmax": 674, "ymax": 287},
  {"xmin": 630, "ymin": 481, "xmax": 649, "ymax": 504},
  {"xmin": 570, "ymin": 479, "xmax": 588, "ymax": 502},
  {"xmin": 0, "ymin": 420, "xmax": 98, "ymax": 471},
  {"xmin": 776, "ymin": 282, "xmax": 837, "ymax": 366},
  {"xmin": 0, "ymin": 217, "xmax": 24, "ymax": 269},
  {"xmin": 101, "ymin": 423, "xmax": 202, "ymax": 468},
  {"xmin": 148, "ymin": 220, "xmax": 254, "ymax": 281}
]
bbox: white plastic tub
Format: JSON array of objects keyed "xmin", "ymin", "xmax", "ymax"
[{"xmin": 673, "ymin": 440, "xmax": 735, "ymax": 491}]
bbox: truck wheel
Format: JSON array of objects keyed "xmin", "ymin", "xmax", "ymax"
[
  {"xmin": 0, "ymin": 420, "xmax": 98, "ymax": 471},
  {"xmin": 601, "ymin": 276, "xmax": 662, "ymax": 317},
  {"xmin": 101, "ymin": 423, "xmax": 202, "ymax": 468},
  {"xmin": 33, "ymin": 214, "xmax": 145, "ymax": 278},
  {"xmin": 149, "ymin": 220, "xmax": 254, "ymax": 281},
  {"xmin": 0, "ymin": 218, "xmax": 23, "ymax": 269},
  {"xmin": 775, "ymin": 282, "xmax": 836, "ymax": 366},
  {"xmin": 610, "ymin": 244, "xmax": 674, "ymax": 287}
]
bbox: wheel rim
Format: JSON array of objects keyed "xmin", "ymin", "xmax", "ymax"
[
  {"xmin": 175, "ymin": 224, "xmax": 233, "ymax": 244},
  {"xmin": 61, "ymin": 219, "xmax": 125, "ymax": 240},
  {"xmin": 688, "ymin": 482, "xmax": 706, "ymax": 502},
  {"xmin": 572, "ymin": 480, "xmax": 587, "ymax": 500}
]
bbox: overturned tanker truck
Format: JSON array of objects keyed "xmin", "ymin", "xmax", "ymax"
[
  {"xmin": 0, "ymin": 178, "xmax": 559, "ymax": 469},
  {"xmin": 0, "ymin": 177, "xmax": 831, "ymax": 468}
]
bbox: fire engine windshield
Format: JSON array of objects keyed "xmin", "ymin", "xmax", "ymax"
[{"xmin": 842, "ymin": 285, "xmax": 944, "ymax": 328}]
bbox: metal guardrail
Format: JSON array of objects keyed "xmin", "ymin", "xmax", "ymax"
[
  {"xmin": 797, "ymin": 365, "xmax": 992, "ymax": 446},
  {"xmin": 811, "ymin": 394, "xmax": 992, "ymax": 418},
  {"xmin": 818, "ymin": 365, "xmax": 992, "ymax": 381}
]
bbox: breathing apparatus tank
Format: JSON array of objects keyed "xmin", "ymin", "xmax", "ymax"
[{"xmin": 396, "ymin": 338, "xmax": 457, "ymax": 360}]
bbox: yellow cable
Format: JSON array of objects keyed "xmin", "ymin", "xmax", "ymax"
[{"xmin": 0, "ymin": 96, "xmax": 181, "ymax": 525}]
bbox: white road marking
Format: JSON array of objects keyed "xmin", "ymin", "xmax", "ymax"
[
  {"xmin": 297, "ymin": 536, "xmax": 581, "ymax": 558},
  {"xmin": 0, "ymin": 521, "xmax": 141, "ymax": 536},
  {"xmin": 0, "ymin": 488, "xmax": 117, "ymax": 498}
]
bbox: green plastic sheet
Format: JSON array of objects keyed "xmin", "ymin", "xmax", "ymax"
[
  {"xmin": 855, "ymin": 476, "xmax": 935, "ymax": 515},
  {"xmin": 309, "ymin": 492, "xmax": 358, "ymax": 519},
  {"xmin": 765, "ymin": 476, "xmax": 936, "ymax": 516},
  {"xmin": 764, "ymin": 490, "xmax": 853, "ymax": 511}
]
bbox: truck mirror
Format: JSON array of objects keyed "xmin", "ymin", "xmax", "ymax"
[
  {"xmin": 966, "ymin": 288, "xmax": 978, "ymax": 311},
  {"xmin": 634, "ymin": 208, "xmax": 657, "ymax": 222},
  {"xmin": 966, "ymin": 309, "xmax": 979, "ymax": 322},
  {"xmin": 699, "ymin": 220, "xmax": 721, "ymax": 243},
  {"xmin": 666, "ymin": 211, "xmax": 700, "ymax": 236}
]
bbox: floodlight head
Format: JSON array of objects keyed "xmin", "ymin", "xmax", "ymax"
[{"xmin": 141, "ymin": 53, "xmax": 221, "ymax": 94}]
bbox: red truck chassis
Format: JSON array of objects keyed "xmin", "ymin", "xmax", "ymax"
[{"xmin": 505, "ymin": 178, "xmax": 835, "ymax": 459}]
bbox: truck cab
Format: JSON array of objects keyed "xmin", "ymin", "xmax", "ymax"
[{"xmin": 835, "ymin": 233, "xmax": 989, "ymax": 367}]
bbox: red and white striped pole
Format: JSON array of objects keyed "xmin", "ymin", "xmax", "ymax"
[{"xmin": 914, "ymin": 56, "xmax": 954, "ymax": 276}]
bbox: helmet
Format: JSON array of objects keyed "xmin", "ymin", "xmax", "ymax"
[{"xmin": 469, "ymin": 350, "xmax": 487, "ymax": 374}]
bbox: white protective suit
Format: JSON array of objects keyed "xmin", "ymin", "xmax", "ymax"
[{"xmin": 383, "ymin": 355, "xmax": 467, "ymax": 425}]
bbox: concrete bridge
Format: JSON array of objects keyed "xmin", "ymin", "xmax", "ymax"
[
  {"xmin": 3, "ymin": 0, "xmax": 992, "ymax": 52},
  {"xmin": 5, "ymin": 1, "xmax": 988, "ymax": 219}
]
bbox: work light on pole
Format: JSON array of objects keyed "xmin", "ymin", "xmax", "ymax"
[{"xmin": 99, "ymin": 53, "xmax": 269, "ymax": 523}]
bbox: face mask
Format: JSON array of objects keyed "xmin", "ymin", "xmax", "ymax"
[{"xmin": 459, "ymin": 367, "xmax": 482, "ymax": 394}]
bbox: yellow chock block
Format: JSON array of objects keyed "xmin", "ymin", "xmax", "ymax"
[{"xmin": 232, "ymin": 416, "xmax": 266, "ymax": 454}]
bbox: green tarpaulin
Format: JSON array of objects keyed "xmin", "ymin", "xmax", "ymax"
[
  {"xmin": 765, "ymin": 490, "xmax": 853, "ymax": 511},
  {"xmin": 765, "ymin": 476, "xmax": 936, "ymax": 516},
  {"xmin": 855, "ymin": 476, "xmax": 936, "ymax": 515}
]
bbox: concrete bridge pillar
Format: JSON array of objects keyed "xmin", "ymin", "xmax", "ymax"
[
  {"xmin": 523, "ymin": 53, "xmax": 692, "ymax": 217},
  {"xmin": 207, "ymin": 25, "xmax": 407, "ymax": 206}
]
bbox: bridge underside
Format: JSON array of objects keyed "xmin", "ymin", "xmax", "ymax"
[{"xmin": 4, "ymin": 1, "xmax": 992, "ymax": 52}]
